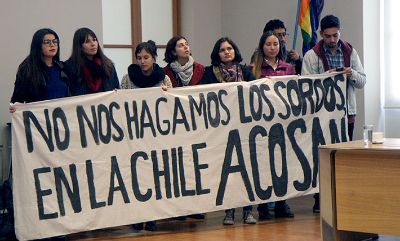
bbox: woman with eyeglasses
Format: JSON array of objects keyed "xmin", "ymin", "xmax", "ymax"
[
  {"xmin": 200, "ymin": 37, "xmax": 257, "ymax": 226},
  {"xmin": 8, "ymin": 28, "xmax": 68, "ymax": 241},
  {"xmin": 65, "ymin": 27, "xmax": 119, "ymax": 96},
  {"xmin": 252, "ymin": 30, "xmax": 296, "ymax": 221},
  {"xmin": 10, "ymin": 28, "xmax": 70, "ymax": 108},
  {"xmin": 164, "ymin": 35, "xmax": 204, "ymax": 88}
]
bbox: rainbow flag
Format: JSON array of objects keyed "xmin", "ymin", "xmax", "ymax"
[{"xmin": 298, "ymin": 0, "xmax": 324, "ymax": 55}]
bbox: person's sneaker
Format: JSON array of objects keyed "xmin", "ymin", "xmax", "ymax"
[
  {"xmin": 223, "ymin": 210, "xmax": 235, "ymax": 225},
  {"xmin": 313, "ymin": 201, "xmax": 320, "ymax": 213},
  {"xmin": 275, "ymin": 203, "xmax": 295, "ymax": 218},
  {"xmin": 258, "ymin": 210, "xmax": 273, "ymax": 220},
  {"xmin": 132, "ymin": 223, "xmax": 144, "ymax": 231},
  {"xmin": 267, "ymin": 202, "xmax": 275, "ymax": 211},
  {"xmin": 243, "ymin": 211, "xmax": 257, "ymax": 224},
  {"xmin": 144, "ymin": 221, "xmax": 157, "ymax": 231}
]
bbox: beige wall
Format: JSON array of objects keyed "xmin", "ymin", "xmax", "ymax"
[
  {"xmin": 0, "ymin": 0, "xmax": 102, "ymax": 181},
  {"xmin": 181, "ymin": 0, "xmax": 222, "ymax": 66}
]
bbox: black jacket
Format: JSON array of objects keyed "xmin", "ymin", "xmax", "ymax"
[
  {"xmin": 64, "ymin": 59, "xmax": 120, "ymax": 96},
  {"xmin": 10, "ymin": 61, "xmax": 70, "ymax": 103}
]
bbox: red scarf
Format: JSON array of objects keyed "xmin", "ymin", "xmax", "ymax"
[{"xmin": 82, "ymin": 57, "xmax": 103, "ymax": 92}]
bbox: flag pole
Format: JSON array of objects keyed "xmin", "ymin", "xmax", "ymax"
[{"xmin": 292, "ymin": 0, "xmax": 301, "ymax": 50}]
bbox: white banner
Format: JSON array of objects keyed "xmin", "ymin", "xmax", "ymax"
[{"xmin": 12, "ymin": 73, "xmax": 347, "ymax": 240}]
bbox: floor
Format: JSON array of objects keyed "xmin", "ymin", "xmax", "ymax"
[{"xmin": 65, "ymin": 195, "xmax": 400, "ymax": 241}]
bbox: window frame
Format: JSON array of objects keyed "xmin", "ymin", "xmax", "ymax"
[{"xmin": 103, "ymin": 0, "xmax": 181, "ymax": 63}]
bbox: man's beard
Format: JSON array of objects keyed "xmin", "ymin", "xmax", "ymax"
[{"xmin": 327, "ymin": 43, "xmax": 337, "ymax": 48}]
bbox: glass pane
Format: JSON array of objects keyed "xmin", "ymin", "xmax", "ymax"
[
  {"xmin": 103, "ymin": 48, "xmax": 133, "ymax": 82},
  {"xmin": 156, "ymin": 48, "xmax": 166, "ymax": 67},
  {"xmin": 385, "ymin": 0, "xmax": 400, "ymax": 107},
  {"xmin": 141, "ymin": 0, "xmax": 173, "ymax": 44},
  {"xmin": 102, "ymin": 0, "xmax": 132, "ymax": 44}
]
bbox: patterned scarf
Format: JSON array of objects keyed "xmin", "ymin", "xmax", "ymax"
[
  {"xmin": 213, "ymin": 63, "xmax": 243, "ymax": 83},
  {"xmin": 169, "ymin": 56, "xmax": 194, "ymax": 86}
]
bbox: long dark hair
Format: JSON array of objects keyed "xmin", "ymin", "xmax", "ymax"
[
  {"xmin": 68, "ymin": 27, "xmax": 113, "ymax": 83},
  {"xmin": 210, "ymin": 37, "xmax": 243, "ymax": 66},
  {"xmin": 164, "ymin": 35, "xmax": 187, "ymax": 63},
  {"xmin": 17, "ymin": 28, "xmax": 60, "ymax": 93},
  {"xmin": 253, "ymin": 31, "xmax": 283, "ymax": 78}
]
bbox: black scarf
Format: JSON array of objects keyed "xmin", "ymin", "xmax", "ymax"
[{"xmin": 128, "ymin": 64, "xmax": 165, "ymax": 88}]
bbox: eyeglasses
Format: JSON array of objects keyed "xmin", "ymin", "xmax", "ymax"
[
  {"xmin": 42, "ymin": 39, "xmax": 59, "ymax": 46},
  {"xmin": 276, "ymin": 32, "xmax": 289, "ymax": 38}
]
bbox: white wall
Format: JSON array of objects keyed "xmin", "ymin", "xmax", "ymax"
[{"xmin": 0, "ymin": 0, "xmax": 102, "ymax": 181}]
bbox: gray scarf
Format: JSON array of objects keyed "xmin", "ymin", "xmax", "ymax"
[{"xmin": 170, "ymin": 56, "xmax": 194, "ymax": 86}]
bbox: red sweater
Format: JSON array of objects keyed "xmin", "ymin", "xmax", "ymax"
[{"xmin": 164, "ymin": 62, "xmax": 205, "ymax": 87}]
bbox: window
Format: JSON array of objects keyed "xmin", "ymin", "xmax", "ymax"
[
  {"xmin": 102, "ymin": 0, "xmax": 181, "ymax": 80},
  {"xmin": 383, "ymin": 0, "xmax": 400, "ymax": 108}
]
